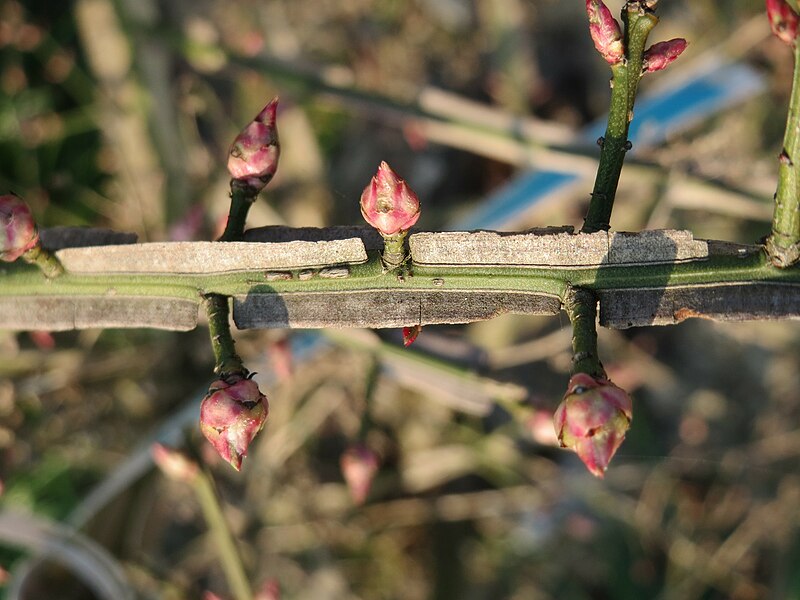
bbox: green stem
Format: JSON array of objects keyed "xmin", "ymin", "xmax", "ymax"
[
  {"xmin": 206, "ymin": 294, "xmax": 245, "ymax": 377},
  {"xmin": 582, "ymin": 5, "xmax": 658, "ymax": 233},
  {"xmin": 381, "ymin": 231, "xmax": 409, "ymax": 271},
  {"xmin": 766, "ymin": 42, "xmax": 800, "ymax": 267},
  {"xmin": 563, "ymin": 287, "xmax": 605, "ymax": 379},
  {"xmin": 193, "ymin": 471, "xmax": 254, "ymax": 600},
  {"xmin": 219, "ymin": 181, "xmax": 259, "ymax": 242},
  {"xmin": 22, "ymin": 243, "xmax": 65, "ymax": 278}
]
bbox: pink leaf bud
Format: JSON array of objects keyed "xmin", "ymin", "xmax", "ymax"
[
  {"xmin": 0, "ymin": 194, "xmax": 39, "ymax": 262},
  {"xmin": 200, "ymin": 375, "xmax": 269, "ymax": 471},
  {"xmin": 767, "ymin": 0, "xmax": 800, "ymax": 45},
  {"xmin": 586, "ymin": 0, "xmax": 625, "ymax": 65},
  {"xmin": 360, "ymin": 161, "xmax": 420, "ymax": 236},
  {"xmin": 553, "ymin": 373, "xmax": 632, "ymax": 478},
  {"xmin": 151, "ymin": 443, "xmax": 199, "ymax": 482},
  {"xmin": 255, "ymin": 579, "xmax": 281, "ymax": 600},
  {"xmin": 340, "ymin": 443, "xmax": 380, "ymax": 505},
  {"xmin": 227, "ymin": 98, "xmax": 280, "ymax": 191},
  {"xmin": 642, "ymin": 38, "xmax": 688, "ymax": 73}
]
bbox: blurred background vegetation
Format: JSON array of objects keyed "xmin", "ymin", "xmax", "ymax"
[{"xmin": 2, "ymin": 0, "xmax": 800, "ymax": 598}]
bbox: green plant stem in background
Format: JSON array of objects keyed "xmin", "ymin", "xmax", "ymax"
[
  {"xmin": 206, "ymin": 294, "xmax": 245, "ymax": 376},
  {"xmin": 563, "ymin": 286, "xmax": 605, "ymax": 379},
  {"xmin": 192, "ymin": 470, "xmax": 254, "ymax": 600},
  {"xmin": 219, "ymin": 182, "xmax": 258, "ymax": 242},
  {"xmin": 22, "ymin": 244, "xmax": 65, "ymax": 278},
  {"xmin": 582, "ymin": 6, "xmax": 658, "ymax": 233},
  {"xmin": 766, "ymin": 42, "xmax": 800, "ymax": 267}
]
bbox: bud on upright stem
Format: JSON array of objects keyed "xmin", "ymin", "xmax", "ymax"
[
  {"xmin": 767, "ymin": 0, "xmax": 800, "ymax": 46},
  {"xmin": 220, "ymin": 98, "xmax": 281, "ymax": 242},
  {"xmin": 227, "ymin": 98, "xmax": 280, "ymax": 193},
  {"xmin": 586, "ymin": 0, "xmax": 624, "ymax": 65},
  {"xmin": 360, "ymin": 162, "xmax": 420, "ymax": 270}
]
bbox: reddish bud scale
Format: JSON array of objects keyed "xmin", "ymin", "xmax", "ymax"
[
  {"xmin": 0, "ymin": 194, "xmax": 38, "ymax": 262},
  {"xmin": 767, "ymin": 0, "xmax": 800, "ymax": 46},
  {"xmin": 642, "ymin": 38, "xmax": 688, "ymax": 73},
  {"xmin": 586, "ymin": 0, "xmax": 625, "ymax": 65},
  {"xmin": 340, "ymin": 444, "xmax": 380, "ymax": 505},
  {"xmin": 402, "ymin": 324, "xmax": 422, "ymax": 347},
  {"xmin": 200, "ymin": 376, "xmax": 269, "ymax": 471},
  {"xmin": 227, "ymin": 98, "xmax": 280, "ymax": 191},
  {"xmin": 360, "ymin": 162, "xmax": 420, "ymax": 236},
  {"xmin": 553, "ymin": 373, "xmax": 632, "ymax": 478}
]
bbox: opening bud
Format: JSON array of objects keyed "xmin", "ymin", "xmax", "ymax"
[
  {"xmin": 200, "ymin": 375, "xmax": 269, "ymax": 471},
  {"xmin": 0, "ymin": 194, "xmax": 39, "ymax": 262},
  {"xmin": 340, "ymin": 443, "xmax": 380, "ymax": 505},
  {"xmin": 553, "ymin": 373, "xmax": 632, "ymax": 478},
  {"xmin": 586, "ymin": 0, "xmax": 625, "ymax": 65},
  {"xmin": 767, "ymin": 0, "xmax": 800, "ymax": 46},
  {"xmin": 642, "ymin": 38, "xmax": 688, "ymax": 73},
  {"xmin": 227, "ymin": 98, "xmax": 280, "ymax": 192}
]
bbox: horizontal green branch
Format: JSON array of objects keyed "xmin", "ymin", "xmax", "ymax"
[{"xmin": 0, "ymin": 236, "xmax": 799, "ymax": 331}]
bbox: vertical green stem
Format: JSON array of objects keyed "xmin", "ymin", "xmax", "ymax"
[
  {"xmin": 22, "ymin": 243, "xmax": 65, "ymax": 278},
  {"xmin": 219, "ymin": 182, "xmax": 259, "ymax": 242},
  {"xmin": 766, "ymin": 42, "xmax": 800, "ymax": 268},
  {"xmin": 582, "ymin": 6, "xmax": 658, "ymax": 233},
  {"xmin": 563, "ymin": 287, "xmax": 606, "ymax": 379},
  {"xmin": 206, "ymin": 294, "xmax": 245, "ymax": 377},
  {"xmin": 193, "ymin": 471, "xmax": 254, "ymax": 600},
  {"xmin": 381, "ymin": 231, "xmax": 409, "ymax": 271}
]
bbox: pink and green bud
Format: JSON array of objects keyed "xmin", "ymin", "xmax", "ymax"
[
  {"xmin": 586, "ymin": 0, "xmax": 625, "ymax": 65},
  {"xmin": 340, "ymin": 443, "xmax": 379, "ymax": 505},
  {"xmin": 360, "ymin": 161, "xmax": 420, "ymax": 237},
  {"xmin": 227, "ymin": 98, "xmax": 280, "ymax": 191},
  {"xmin": 0, "ymin": 194, "xmax": 39, "ymax": 262},
  {"xmin": 200, "ymin": 375, "xmax": 269, "ymax": 471},
  {"xmin": 642, "ymin": 39, "xmax": 688, "ymax": 73},
  {"xmin": 767, "ymin": 0, "xmax": 800, "ymax": 46},
  {"xmin": 553, "ymin": 373, "xmax": 632, "ymax": 478}
]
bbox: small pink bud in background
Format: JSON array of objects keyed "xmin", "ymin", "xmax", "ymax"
[
  {"xmin": 642, "ymin": 39, "xmax": 688, "ymax": 73},
  {"xmin": 28, "ymin": 330, "xmax": 56, "ymax": 351},
  {"xmin": 0, "ymin": 194, "xmax": 38, "ymax": 262},
  {"xmin": 200, "ymin": 376, "xmax": 269, "ymax": 471},
  {"xmin": 203, "ymin": 593, "xmax": 225, "ymax": 600},
  {"xmin": 527, "ymin": 409, "xmax": 560, "ymax": 447},
  {"xmin": 255, "ymin": 579, "xmax": 281, "ymax": 600},
  {"xmin": 360, "ymin": 162, "xmax": 420, "ymax": 236},
  {"xmin": 340, "ymin": 444, "xmax": 379, "ymax": 505},
  {"xmin": 586, "ymin": 0, "xmax": 625, "ymax": 65},
  {"xmin": 553, "ymin": 373, "xmax": 632, "ymax": 478},
  {"xmin": 767, "ymin": 0, "xmax": 800, "ymax": 46},
  {"xmin": 267, "ymin": 337, "xmax": 293, "ymax": 382},
  {"xmin": 402, "ymin": 324, "xmax": 422, "ymax": 347},
  {"xmin": 227, "ymin": 98, "xmax": 280, "ymax": 191},
  {"xmin": 151, "ymin": 443, "xmax": 199, "ymax": 483}
]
